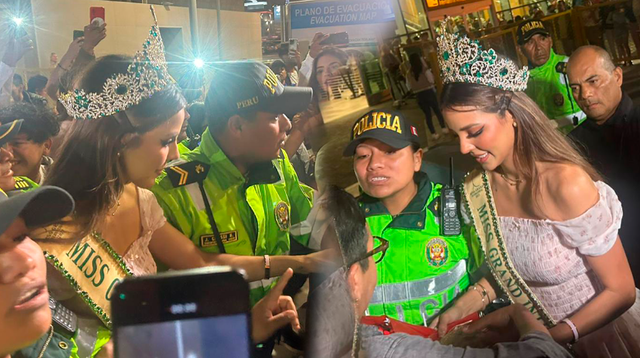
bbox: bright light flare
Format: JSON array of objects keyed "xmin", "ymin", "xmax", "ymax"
[
  {"xmin": 193, "ymin": 58, "xmax": 205, "ymax": 68},
  {"xmin": 12, "ymin": 17, "xmax": 24, "ymax": 26}
]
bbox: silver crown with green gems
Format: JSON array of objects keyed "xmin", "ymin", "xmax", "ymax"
[
  {"xmin": 59, "ymin": 6, "xmax": 171, "ymax": 120},
  {"xmin": 436, "ymin": 22, "xmax": 529, "ymax": 92}
]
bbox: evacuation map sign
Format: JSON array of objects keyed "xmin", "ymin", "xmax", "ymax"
[{"xmin": 290, "ymin": 0, "xmax": 395, "ymax": 29}]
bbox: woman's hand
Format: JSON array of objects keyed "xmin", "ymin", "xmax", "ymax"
[
  {"xmin": 461, "ymin": 304, "xmax": 549, "ymax": 347},
  {"xmin": 65, "ymin": 37, "xmax": 84, "ymax": 60},
  {"xmin": 251, "ymin": 268, "xmax": 300, "ymax": 343},
  {"xmin": 429, "ymin": 305, "xmax": 467, "ymax": 337},
  {"xmin": 82, "ymin": 22, "xmax": 107, "ymax": 54}
]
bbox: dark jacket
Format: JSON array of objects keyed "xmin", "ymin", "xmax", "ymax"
[
  {"xmin": 569, "ymin": 92, "xmax": 640, "ymax": 283},
  {"xmin": 13, "ymin": 328, "xmax": 72, "ymax": 358}
]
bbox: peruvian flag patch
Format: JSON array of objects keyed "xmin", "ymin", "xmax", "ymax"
[{"xmin": 410, "ymin": 126, "xmax": 418, "ymax": 136}]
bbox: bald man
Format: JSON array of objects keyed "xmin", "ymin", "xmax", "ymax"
[{"xmin": 567, "ymin": 45, "xmax": 640, "ymax": 287}]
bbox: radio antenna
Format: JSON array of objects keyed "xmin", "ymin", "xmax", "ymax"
[{"xmin": 449, "ymin": 157, "xmax": 454, "ymax": 187}]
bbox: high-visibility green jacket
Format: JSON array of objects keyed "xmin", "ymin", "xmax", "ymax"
[
  {"xmin": 152, "ymin": 129, "xmax": 314, "ymax": 305},
  {"xmin": 525, "ymin": 50, "xmax": 586, "ymax": 134},
  {"xmin": 360, "ymin": 173, "xmax": 481, "ymax": 326}
]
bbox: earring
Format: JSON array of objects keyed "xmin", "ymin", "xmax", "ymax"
[
  {"xmin": 512, "ymin": 121, "xmax": 517, "ymax": 128},
  {"xmin": 117, "ymin": 152, "xmax": 121, "ymax": 157},
  {"xmin": 351, "ymin": 298, "xmax": 360, "ymax": 358}
]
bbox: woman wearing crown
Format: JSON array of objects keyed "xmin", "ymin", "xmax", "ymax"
[
  {"xmin": 25, "ymin": 7, "xmax": 326, "ymax": 357},
  {"xmin": 430, "ymin": 22, "xmax": 640, "ymax": 356}
]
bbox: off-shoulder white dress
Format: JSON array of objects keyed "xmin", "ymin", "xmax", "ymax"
[{"xmin": 499, "ymin": 181, "xmax": 640, "ymax": 357}]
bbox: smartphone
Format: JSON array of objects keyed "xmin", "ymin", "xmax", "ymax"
[
  {"xmin": 112, "ymin": 267, "xmax": 251, "ymax": 358},
  {"xmin": 289, "ymin": 38, "xmax": 298, "ymax": 53},
  {"xmin": 73, "ymin": 30, "xmax": 84, "ymax": 40},
  {"xmin": 90, "ymin": 6, "xmax": 105, "ymax": 25},
  {"xmin": 320, "ymin": 32, "xmax": 349, "ymax": 46}
]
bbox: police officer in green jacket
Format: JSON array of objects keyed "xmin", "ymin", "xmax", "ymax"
[
  {"xmin": 343, "ymin": 110, "xmax": 480, "ymax": 327},
  {"xmin": 517, "ymin": 20, "xmax": 586, "ymax": 134},
  {"xmin": 152, "ymin": 61, "xmax": 321, "ymax": 306}
]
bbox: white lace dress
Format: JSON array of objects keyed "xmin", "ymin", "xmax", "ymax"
[
  {"xmin": 122, "ymin": 188, "xmax": 167, "ymax": 276},
  {"xmin": 499, "ymin": 181, "xmax": 640, "ymax": 358}
]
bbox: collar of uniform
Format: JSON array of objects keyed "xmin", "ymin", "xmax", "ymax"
[
  {"xmin": 359, "ymin": 172, "xmax": 432, "ymax": 230},
  {"xmin": 601, "ymin": 92, "xmax": 634, "ymax": 127},
  {"xmin": 530, "ymin": 49, "xmax": 558, "ymax": 73},
  {"xmin": 197, "ymin": 128, "xmax": 282, "ymax": 187},
  {"xmin": 245, "ymin": 152, "xmax": 283, "ymax": 186}
]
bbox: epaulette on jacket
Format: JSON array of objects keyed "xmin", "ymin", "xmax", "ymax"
[
  {"xmin": 14, "ymin": 176, "xmax": 36, "ymax": 191},
  {"xmin": 165, "ymin": 160, "xmax": 210, "ymax": 187}
]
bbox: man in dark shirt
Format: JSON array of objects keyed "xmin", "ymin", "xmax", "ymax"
[{"xmin": 567, "ymin": 45, "xmax": 640, "ymax": 286}]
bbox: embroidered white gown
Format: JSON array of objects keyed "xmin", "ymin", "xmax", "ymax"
[{"xmin": 498, "ymin": 181, "xmax": 640, "ymax": 358}]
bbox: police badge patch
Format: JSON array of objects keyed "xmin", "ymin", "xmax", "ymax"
[
  {"xmin": 275, "ymin": 202, "xmax": 290, "ymax": 231},
  {"xmin": 553, "ymin": 93, "xmax": 565, "ymax": 107},
  {"xmin": 425, "ymin": 237, "xmax": 449, "ymax": 267}
]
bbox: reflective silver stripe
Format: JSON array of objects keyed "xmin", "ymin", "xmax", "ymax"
[
  {"xmin": 185, "ymin": 182, "xmax": 205, "ymax": 211},
  {"xmin": 249, "ymin": 277, "xmax": 277, "ymax": 290},
  {"xmin": 369, "ymin": 259, "xmax": 467, "ymax": 305}
]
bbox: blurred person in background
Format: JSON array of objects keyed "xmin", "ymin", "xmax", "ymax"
[
  {"xmin": 0, "ymin": 120, "xmax": 24, "ymax": 193},
  {"xmin": 0, "ymin": 36, "xmax": 34, "ymax": 108},
  {"xmin": 270, "ymin": 59, "xmax": 292, "ymax": 86},
  {"xmin": 278, "ymin": 45, "xmax": 302, "ymax": 86},
  {"xmin": 0, "ymin": 103, "xmax": 59, "ymax": 185},
  {"xmin": 309, "ymin": 47, "xmax": 349, "ymax": 103},
  {"xmin": 10, "ymin": 74, "xmax": 46, "ymax": 108},
  {"xmin": 517, "ymin": 19, "xmax": 586, "ymax": 133},
  {"xmin": 404, "ymin": 52, "xmax": 449, "ymax": 141},
  {"xmin": 26, "ymin": 75, "xmax": 47, "ymax": 98}
]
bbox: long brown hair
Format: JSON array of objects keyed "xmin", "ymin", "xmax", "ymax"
[
  {"xmin": 440, "ymin": 82, "xmax": 600, "ymax": 202},
  {"xmin": 45, "ymin": 55, "xmax": 186, "ymax": 236}
]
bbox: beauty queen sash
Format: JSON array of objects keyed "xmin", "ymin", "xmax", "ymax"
[
  {"xmin": 31, "ymin": 218, "xmax": 132, "ymax": 329},
  {"xmin": 462, "ymin": 170, "xmax": 556, "ymax": 328}
]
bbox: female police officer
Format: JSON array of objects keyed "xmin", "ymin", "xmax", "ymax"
[{"xmin": 343, "ymin": 110, "xmax": 480, "ymax": 326}]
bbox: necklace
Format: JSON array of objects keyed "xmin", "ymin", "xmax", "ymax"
[
  {"xmin": 500, "ymin": 173, "xmax": 523, "ymax": 186},
  {"xmin": 110, "ymin": 200, "xmax": 121, "ymax": 216}
]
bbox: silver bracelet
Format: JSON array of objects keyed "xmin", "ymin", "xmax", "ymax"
[{"xmin": 561, "ymin": 318, "xmax": 579, "ymax": 343}]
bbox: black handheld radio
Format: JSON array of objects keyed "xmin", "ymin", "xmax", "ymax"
[
  {"xmin": 441, "ymin": 157, "xmax": 461, "ymax": 236},
  {"xmin": 49, "ymin": 297, "xmax": 77, "ymax": 334}
]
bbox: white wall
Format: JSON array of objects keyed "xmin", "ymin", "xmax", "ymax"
[{"xmin": 7, "ymin": 0, "xmax": 262, "ymax": 74}]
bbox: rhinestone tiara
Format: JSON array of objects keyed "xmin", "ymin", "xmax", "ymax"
[
  {"xmin": 436, "ymin": 20, "xmax": 529, "ymax": 92},
  {"xmin": 59, "ymin": 6, "xmax": 171, "ymax": 120}
]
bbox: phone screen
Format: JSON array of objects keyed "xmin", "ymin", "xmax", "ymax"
[
  {"xmin": 116, "ymin": 313, "xmax": 250, "ymax": 357},
  {"xmin": 113, "ymin": 267, "xmax": 251, "ymax": 358}
]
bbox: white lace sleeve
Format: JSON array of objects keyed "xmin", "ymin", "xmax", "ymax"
[
  {"xmin": 553, "ymin": 182, "xmax": 623, "ymax": 256},
  {"xmin": 139, "ymin": 188, "xmax": 167, "ymax": 234}
]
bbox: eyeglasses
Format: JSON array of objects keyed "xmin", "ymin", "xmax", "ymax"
[{"xmin": 347, "ymin": 236, "xmax": 389, "ymax": 268}]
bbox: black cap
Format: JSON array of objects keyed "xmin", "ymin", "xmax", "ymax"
[
  {"xmin": 343, "ymin": 110, "xmax": 420, "ymax": 156},
  {"xmin": 516, "ymin": 20, "xmax": 550, "ymax": 45},
  {"xmin": 205, "ymin": 61, "xmax": 313, "ymax": 124},
  {"xmin": 0, "ymin": 186, "xmax": 75, "ymax": 235},
  {"xmin": 0, "ymin": 119, "xmax": 23, "ymax": 147}
]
